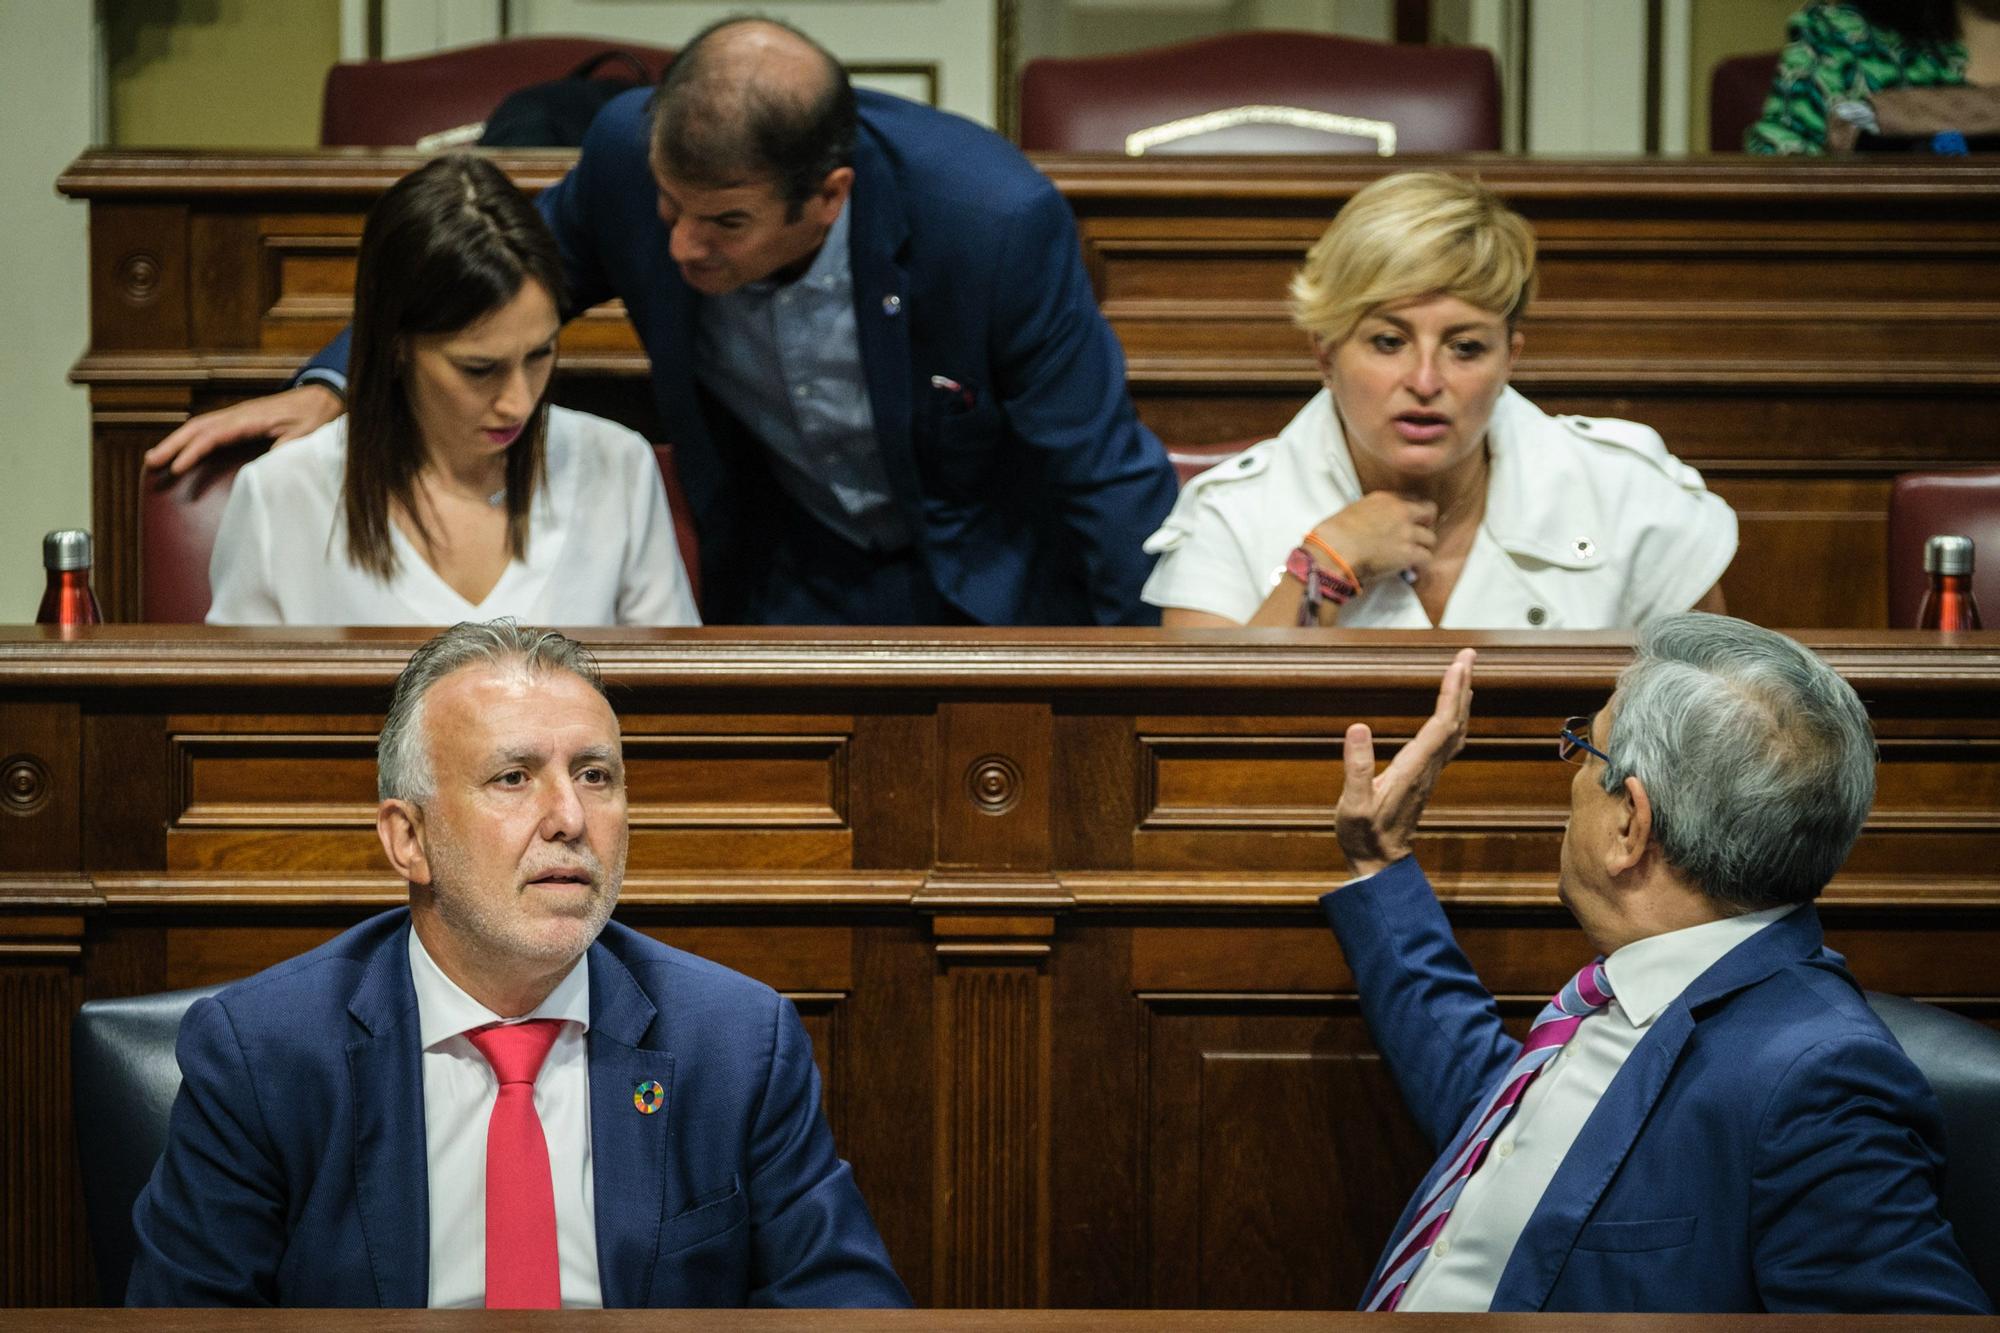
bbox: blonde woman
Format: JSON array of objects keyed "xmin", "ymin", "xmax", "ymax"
[{"xmin": 1143, "ymin": 172, "xmax": 1733, "ymax": 630}]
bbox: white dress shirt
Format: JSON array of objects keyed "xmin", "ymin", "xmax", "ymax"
[
  {"xmin": 1398, "ymin": 904, "xmax": 1798, "ymax": 1312},
  {"xmin": 1141, "ymin": 387, "xmax": 1736, "ymax": 629},
  {"xmin": 408, "ymin": 928, "xmax": 602, "ymax": 1309},
  {"xmin": 206, "ymin": 406, "xmax": 699, "ymax": 626}
]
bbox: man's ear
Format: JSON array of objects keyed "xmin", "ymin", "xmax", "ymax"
[
  {"xmin": 376, "ymin": 798, "xmax": 432, "ymax": 886},
  {"xmin": 1607, "ymin": 775, "xmax": 1653, "ymax": 876},
  {"xmin": 811, "ymin": 166, "xmax": 855, "ymax": 223}
]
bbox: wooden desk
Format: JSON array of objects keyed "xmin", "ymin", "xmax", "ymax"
[
  {"xmin": 2, "ymin": 1310, "xmax": 1989, "ymax": 1330},
  {"xmin": 56, "ymin": 152, "xmax": 2000, "ymax": 628},
  {"xmin": 4, "ymin": 628, "xmax": 1998, "ymax": 1308}
]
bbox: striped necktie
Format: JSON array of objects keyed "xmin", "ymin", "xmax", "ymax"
[{"xmin": 1361, "ymin": 959, "xmax": 1614, "ymax": 1312}]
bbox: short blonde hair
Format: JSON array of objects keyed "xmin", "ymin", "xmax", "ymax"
[{"xmin": 1289, "ymin": 171, "xmax": 1536, "ymax": 346}]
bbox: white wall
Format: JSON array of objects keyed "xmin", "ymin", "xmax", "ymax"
[{"xmin": 0, "ymin": 1, "xmax": 95, "ymax": 621}]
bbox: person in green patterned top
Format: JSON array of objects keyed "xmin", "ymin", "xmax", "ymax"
[{"xmin": 1746, "ymin": 0, "xmax": 1999, "ymax": 153}]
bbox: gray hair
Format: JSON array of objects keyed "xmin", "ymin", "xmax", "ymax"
[
  {"xmin": 1600, "ymin": 613, "xmax": 1876, "ymax": 912},
  {"xmin": 377, "ymin": 619, "xmax": 607, "ymax": 803}
]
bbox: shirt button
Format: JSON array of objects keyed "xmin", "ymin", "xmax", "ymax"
[
  {"xmin": 1526, "ymin": 605, "xmax": 1547, "ymax": 625},
  {"xmin": 1432, "ymin": 1240, "xmax": 1451, "ymax": 1259},
  {"xmin": 1496, "ymin": 1139, "xmax": 1514, "ymax": 1159},
  {"xmin": 794, "ymin": 384, "xmax": 810, "ymax": 398}
]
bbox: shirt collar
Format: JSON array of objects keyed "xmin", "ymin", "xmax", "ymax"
[
  {"xmin": 1603, "ymin": 903, "xmax": 1799, "ymax": 1027},
  {"xmin": 408, "ymin": 922, "xmax": 592, "ymax": 1051}
]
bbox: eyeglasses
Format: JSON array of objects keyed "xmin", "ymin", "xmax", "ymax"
[{"xmin": 1558, "ymin": 715, "xmax": 1609, "ymax": 766}]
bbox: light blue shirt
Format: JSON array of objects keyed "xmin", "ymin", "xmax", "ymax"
[{"xmin": 692, "ymin": 205, "xmax": 910, "ymax": 551}]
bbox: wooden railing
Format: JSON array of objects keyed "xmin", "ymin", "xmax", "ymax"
[{"xmin": 4, "ymin": 626, "xmax": 1997, "ymax": 1306}]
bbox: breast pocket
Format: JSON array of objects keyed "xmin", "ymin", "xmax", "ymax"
[
  {"xmin": 1574, "ymin": 1214, "xmax": 1697, "ymax": 1253},
  {"xmin": 919, "ymin": 379, "xmax": 1003, "ymax": 500},
  {"xmin": 660, "ymin": 1176, "xmax": 748, "ymax": 1258}
]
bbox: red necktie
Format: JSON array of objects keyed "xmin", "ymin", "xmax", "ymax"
[{"xmin": 465, "ymin": 1019, "xmax": 565, "ymax": 1309}]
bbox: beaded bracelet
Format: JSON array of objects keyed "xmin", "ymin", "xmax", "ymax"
[{"xmin": 1302, "ymin": 532, "xmax": 1362, "ymax": 591}]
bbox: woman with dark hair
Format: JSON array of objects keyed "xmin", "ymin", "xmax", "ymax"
[
  {"xmin": 1747, "ymin": 0, "xmax": 2000, "ymax": 153},
  {"xmin": 207, "ymin": 154, "xmax": 697, "ymax": 624}
]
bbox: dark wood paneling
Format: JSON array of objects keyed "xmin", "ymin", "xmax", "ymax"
[
  {"xmin": 1, "ymin": 702, "xmax": 80, "ymax": 873},
  {"xmin": 59, "ymin": 153, "xmax": 2000, "ymax": 626},
  {"xmin": 4, "ymin": 628, "xmax": 1999, "ymax": 1308},
  {"xmin": 1144, "ymin": 1001, "xmax": 1432, "ymax": 1309}
]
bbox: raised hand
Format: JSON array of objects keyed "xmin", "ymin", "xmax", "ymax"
[
  {"xmin": 143, "ymin": 384, "xmax": 344, "ymax": 476},
  {"xmin": 1335, "ymin": 647, "xmax": 1475, "ymax": 878}
]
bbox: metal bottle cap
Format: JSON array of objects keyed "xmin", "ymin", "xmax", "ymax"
[
  {"xmin": 43, "ymin": 529, "xmax": 93, "ymax": 573},
  {"xmin": 1924, "ymin": 535, "xmax": 1975, "ymax": 577}
]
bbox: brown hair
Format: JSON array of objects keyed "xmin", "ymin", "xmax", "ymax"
[{"xmin": 343, "ymin": 154, "xmax": 566, "ymax": 579}]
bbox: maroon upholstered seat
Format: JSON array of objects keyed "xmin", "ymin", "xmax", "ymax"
[
  {"xmin": 1709, "ymin": 49, "xmax": 1781, "ymax": 152},
  {"xmin": 139, "ymin": 441, "xmax": 701, "ymax": 621},
  {"xmin": 320, "ymin": 36, "xmax": 676, "ymax": 147},
  {"xmin": 1018, "ymin": 31, "xmax": 1500, "ymax": 155},
  {"xmin": 1886, "ymin": 468, "xmax": 2000, "ymax": 626},
  {"xmin": 1167, "ymin": 440, "xmax": 1256, "ymax": 487}
]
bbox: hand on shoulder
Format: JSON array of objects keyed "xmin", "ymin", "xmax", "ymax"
[{"xmin": 144, "ymin": 384, "xmax": 343, "ymax": 476}]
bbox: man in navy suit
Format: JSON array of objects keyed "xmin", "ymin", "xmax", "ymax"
[
  {"xmin": 127, "ymin": 621, "xmax": 909, "ymax": 1307},
  {"xmin": 147, "ymin": 17, "xmax": 1177, "ymax": 627},
  {"xmin": 1326, "ymin": 614, "xmax": 1989, "ymax": 1314}
]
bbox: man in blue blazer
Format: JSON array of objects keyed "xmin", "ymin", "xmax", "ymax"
[
  {"xmin": 147, "ymin": 18, "xmax": 1178, "ymax": 628},
  {"xmin": 127, "ymin": 622, "xmax": 908, "ymax": 1308},
  {"xmin": 1325, "ymin": 615, "xmax": 1989, "ymax": 1314}
]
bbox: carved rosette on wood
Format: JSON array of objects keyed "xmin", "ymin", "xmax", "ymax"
[{"xmin": 925, "ymin": 700, "xmax": 1061, "ymax": 1306}]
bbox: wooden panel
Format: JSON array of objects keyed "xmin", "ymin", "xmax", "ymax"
[
  {"xmin": 936, "ymin": 702, "xmax": 1052, "ymax": 873},
  {"xmin": 87, "ymin": 202, "xmax": 188, "ymax": 352},
  {"xmin": 0, "ymin": 702, "xmax": 80, "ymax": 874},
  {"xmin": 0, "ymin": 961, "xmax": 87, "ymax": 1305},
  {"xmin": 158, "ymin": 728, "xmax": 858, "ymax": 873},
  {"xmin": 4, "ymin": 627, "xmax": 1999, "ymax": 1308},
  {"xmin": 57, "ymin": 152, "xmax": 2000, "ymax": 627},
  {"xmin": 1144, "ymin": 1001, "xmax": 1432, "ymax": 1309},
  {"xmin": 934, "ymin": 960, "xmax": 1050, "ymax": 1307}
]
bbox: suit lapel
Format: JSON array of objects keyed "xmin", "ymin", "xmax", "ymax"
[
  {"xmin": 345, "ymin": 913, "xmax": 430, "ymax": 1308},
  {"xmin": 1491, "ymin": 1005, "xmax": 1696, "ymax": 1310},
  {"xmin": 586, "ymin": 940, "xmax": 673, "ymax": 1309},
  {"xmin": 846, "ymin": 120, "xmax": 922, "ymax": 522},
  {"xmin": 1491, "ymin": 905, "xmax": 1833, "ymax": 1310}
]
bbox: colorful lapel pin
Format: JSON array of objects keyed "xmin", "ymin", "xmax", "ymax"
[{"xmin": 633, "ymin": 1079, "xmax": 664, "ymax": 1114}]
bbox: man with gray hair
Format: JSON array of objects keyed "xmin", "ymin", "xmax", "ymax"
[
  {"xmin": 1326, "ymin": 613, "xmax": 1988, "ymax": 1314},
  {"xmin": 129, "ymin": 620, "xmax": 908, "ymax": 1309}
]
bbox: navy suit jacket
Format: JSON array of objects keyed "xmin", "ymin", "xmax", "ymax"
[
  {"xmin": 1322, "ymin": 858, "xmax": 1990, "ymax": 1314},
  {"xmin": 310, "ymin": 90, "xmax": 1176, "ymax": 626},
  {"xmin": 126, "ymin": 910, "xmax": 909, "ymax": 1308}
]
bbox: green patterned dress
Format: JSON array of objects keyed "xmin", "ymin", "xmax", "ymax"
[{"xmin": 1745, "ymin": 2, "xmax": 1967, "ymax": 153}]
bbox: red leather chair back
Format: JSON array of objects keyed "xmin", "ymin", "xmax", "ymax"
[
  {"xmin": 139, "ymin": 439, "xmax": 701, "ymax": 621},
  {"xmin": 321, "ymin": 36, "xmax": 676, "ymax": 147},
  {"xmin": 1019, "ymin": 31, "xmax": 1500, "ymax": 154},
  {"xmin": 1709, "ymin": 50, "xmax": 1780, "ymax": 152},
  {"xmin": 1886, "ymin": 468, "xmax": 2000, "ymax": 626},
  {"xmin": 141, "ymin": 447, "xmax": 266, "ymax": 624},
  {"xmin": 1167, "ymin": 440, "xmax": 1256, "ymax": 487}
]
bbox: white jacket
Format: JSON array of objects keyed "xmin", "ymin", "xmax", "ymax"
[{"xmin": 1141, "ymin": 388, "xmax": 1736, "ymax": 628}]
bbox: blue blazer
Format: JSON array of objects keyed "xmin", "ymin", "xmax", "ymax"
[
  {"xmin": 1322, "ymin": 858, "xmax": 1989, "ymax": 1314},
  {"xmin": 126, "ymin": 910, "xmax": 909, "ymax": 1308},
  {"xmin": 311, "ymin": 91, "xmax": 1177, "ymax": 626}
]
